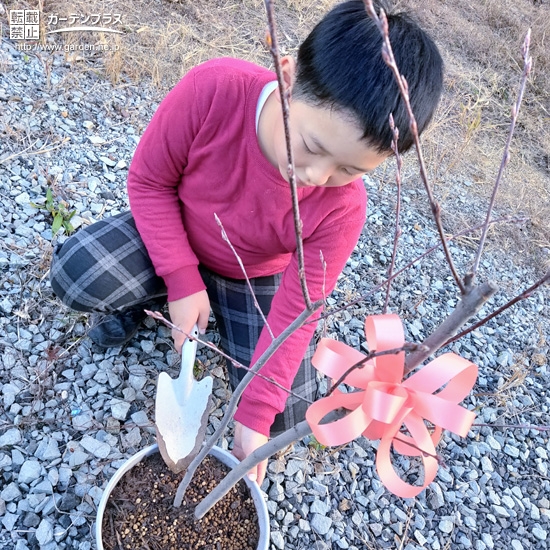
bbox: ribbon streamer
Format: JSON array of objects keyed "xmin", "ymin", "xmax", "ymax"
[{"xmin": 306, "ymin": 314, "xmax": 478, "ymax": 498}]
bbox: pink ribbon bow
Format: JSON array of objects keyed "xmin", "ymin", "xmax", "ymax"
[{"xmin": 305, "ymin": 314, "xmax": 478, "ymax": 498}]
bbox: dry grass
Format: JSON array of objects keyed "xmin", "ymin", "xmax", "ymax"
[
  {"xmin": 400, "ymin": 0, "xmax": 550, "ymax": 265},
  {"xmin": 30, "ymin": 0, "xmax": 334, "ymax": 87}
]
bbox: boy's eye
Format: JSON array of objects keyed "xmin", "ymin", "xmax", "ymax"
[
  {"xmin": 303, "ymin": 139, "xmax": 317, "ymax": 155},
  {"xmin": 341, "ymin": 167, "xmax": 353, "ymax": 176}
]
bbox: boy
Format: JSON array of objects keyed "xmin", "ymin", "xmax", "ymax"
[{"xmin": 50, "ymin": 0, "xmax": 443, "ymax": 483}]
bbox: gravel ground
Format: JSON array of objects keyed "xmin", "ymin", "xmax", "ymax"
[{"xmin": 1, "ymin": 40, "xmax": 549, "ymax": 550}]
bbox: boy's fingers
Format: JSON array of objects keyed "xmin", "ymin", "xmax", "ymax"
[
  {"xmin": 254, "ymin": 458, "xmax": 267, "ymax": 485},
  {"xmin": 247, "ymin": 470, "xmax": 257, "ymax": 483},
  {"xmin": 197, "ymin": 310, "xmax": 209, "ymax": 335},
  {"xmin": 171, "ymin": 328, "xmax": 186, "ymax": 352}
]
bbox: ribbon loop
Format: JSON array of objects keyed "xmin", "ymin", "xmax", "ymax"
[{"xmin": 305, "ymin": 314, "xmax": 478, "ymax": 498}]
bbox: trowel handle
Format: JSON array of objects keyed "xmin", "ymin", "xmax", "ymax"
[{"xmin": 180, "ymin": 324, "xmax": 199, "ymax": 381}]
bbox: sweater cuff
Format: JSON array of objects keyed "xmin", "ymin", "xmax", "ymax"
[
  {"xmin": 234, "ymin": 395, "xmax": 280, "ymax": 437},
  {"xmin": 162, "ymin": 265, "xmax": 206, "ymax": 301}
]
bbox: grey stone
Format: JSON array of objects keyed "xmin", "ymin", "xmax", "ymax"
[
  {"xmin": 36, "ymin": 518, "xmax": 54, "ymax": 545},
  {"xmin": 285, "ymin": 459, "xmax": 304, "ymax": 477},
  {"xmin": 532, "ymin": 526, "xmax": 547, "ymax": 541},
  {"xmin": 481, "ymin": 533, "xmax": 494, "ymax": 549},
  {"xmin": 438, "ymin": 519, "xmax": 454, "ymax": 533},
  {"xmin": 140, "ymin": 339, "xmax": 155, "ymax": 353},
  {"xmin": 122, "ymin": 426, "xmax": 142, "ymax": 448},
  {"xmin": 88, "ymin": 486, "xmax": 104, "ymax": 505},
  {"xmin": 310, "ymin": 480, "xmax": 328, "ymax": 497},
  {"xmin": 34, "ymin": 437, "xmax": 61, "ymax": 460},
  {"xmin": 310, "ymin": 499, "xmax": 329, "ymax": 515},
  {"xmin": 129, "ymin": 374, "xmax": 148, "ymax": 390},
  {"xmin": 1, "ymin": 512, "xmax": 19, "ymax": 531},
  {"xmin": 110, "ymin": 399, "xmax": 131, "ymax": 421},
  {"xmin": 18, "ymin": 460, "xmax": 42, "ymax": 484},
  {"xmin": 270, "ymin": 531, "xmax": 285, "ymax": 549},
  {"xmin": 59, "ymin": 492, "xmax": 79, "ymax": 512},
  {"xmin": 72, "ymin": 411, "xmax": 94, "ymax": 431},
  {"xmin": 14, "ymin": 192, "xmax": 30, "ymax": 206},
  {"xmin": 31, "ymin": 479, "xmax": 54, "ymax": 494},
  {"xmin": 311, "ymin": 513, "xmax": 332, "ymax": 535},
  {"xmin": 370, "ymin": 523, "xmax": 383, "ymax": 536},
  {"xmin": 130, "ymin": 410, "xmax": 150, "ymax": 426},
  {"xmin": 268, "ymin": 482, "xmax": 285, "ymax": 502},
  {"xmin": 23, "ymin": 511, "xmax": 41, "ymax": 528},
  {"xmin": 503, "ymin": 444, "xmax": 520, "ymax": 458},
  {"xmin": 80, "ymin": 435, "xmax": 111, "ymax": 459},
  {"xmin": 68, "ymin": 450, "xmax": 89, "ymax": 467},
  {"xmin": 1, "ymin": 482, "xmax": 22, "ymax": 501},
  {"xmin": 429, "ymin": 483, "xmax": 445, "ymax": 509},
  {"xmin": 0, "ymin": 453, "xmax": 12, "ymax": 469},
  {"xmin": 485, "ymin": 435, "xmax": 501, "ymax": 451},
  {"xmin": 492, "ymin": 505, "xmax": 510, "ymax": 517},
  {"xmin": 81, "ymin": 364, "xmax": 98, "ymax": 381},
  {"xmin": 0, "ymin": 428, "xmax": 22, "ymax": 447},
  {"xmin": 480, "ymin": 456, "xmax": 494, "ymax": 473}
]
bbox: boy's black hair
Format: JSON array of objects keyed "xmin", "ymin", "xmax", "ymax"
[{"xmin": 293, "ymin": 0, "xmax": 443, "ymax": 153}]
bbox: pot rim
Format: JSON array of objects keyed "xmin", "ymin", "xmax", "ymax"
[{"xmin": 95, "ymin": 443, "xmax": 270, "ymax": 550}]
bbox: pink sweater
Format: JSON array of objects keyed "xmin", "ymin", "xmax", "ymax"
[{"xmin": 127, "ymin": 58, "xmax": 367, "ymax": 436}]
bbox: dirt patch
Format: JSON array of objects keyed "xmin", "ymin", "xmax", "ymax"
[{"xmin": 101, "ymin": 452, "xmax": 259, "ymax": 550}]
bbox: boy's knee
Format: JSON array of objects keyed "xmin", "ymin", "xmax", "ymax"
[{"xmin": 49, "ymin": 236, "xmax": 96, "ymax": 312}]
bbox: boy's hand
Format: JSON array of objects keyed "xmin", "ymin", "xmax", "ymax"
[
  {"xmin": 232, "ymin": 421, "xmax": 268, "ymax": 485},
  {"xmin": 168, "ymin": 290, "xmax": 210, "ymax": 352}
]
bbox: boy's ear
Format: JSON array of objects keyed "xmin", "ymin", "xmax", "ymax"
[{"xmin": 278, "ymin": 56, "xmax": 297, "ymax": 101}]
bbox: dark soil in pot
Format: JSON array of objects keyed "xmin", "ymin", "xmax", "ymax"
[{"xmin": 101, "ymin": 452, "xmax": 259, "ymax": 550}]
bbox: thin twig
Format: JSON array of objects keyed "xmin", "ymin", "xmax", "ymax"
[
  {"xmin": 145, "ymin": 310, "xmax": 310, "ymax": 403},
  {"xmin": 364, "ymin": 0, "xmax": 465, "ymax": 294},
  {"xmin": 467, "ymin": 29, "xmax": 532, "ymax": 286},
  {"xmin": 383, "ymin": 114, "xmax": 403, "ymax": 313},
  {"xmin": 442, "ymin": 270, "xmax": 550, "ymax": 347},
  {"xmin": 314, "ymin": 216, "xmax": 526, "ymax": 323},
  {"xmin": 264, "ymin": 0, "xmax": 313, "ymax": 310},
  {"xmin": 214, "ymin": 213, "xmax": 274, "ymax": 339},
  {"xmin": 326, "ymin": 342, "xmax": 428, "ymax": 397},
  {"xmin": 472, "ymin": 423, "xmax": 550, "ymax": 432},
  {"xmin": 0, "ymin": 137, "xmax": 70, "ymax": 165},
  {"xmin": 404, "ymin": 280, "xmax": 498, "ymax": 373},
  {"xmin": 195, "ymin": 418, "xmax": 316, "ymax": 518},
  {"xmin": 320, "ymin": 250, "xmax": 328, "ymax": 337}
]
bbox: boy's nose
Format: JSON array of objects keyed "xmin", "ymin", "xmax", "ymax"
[{"xmin": 305, "ymin": 164, "xmax": 331, "ymax": 186}]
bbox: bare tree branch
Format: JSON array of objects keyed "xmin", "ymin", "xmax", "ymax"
[
  {"xmin": 215, "ymin": 213, "xmax": 274, "ymax": 339},
  {"xmin": 173, "ymin": 300, "xmax": 323, "ymax": 508},
  {"xmin": 264, "ymin": 0, "xmax": 313, "ymax": 310},
  {"xmin": 195, "ymin": 418, "xmax": 316, "ymax": 518},
  {"xmin": 466, "ymin": 30, "xmax": 533, "ymax": 286},
  {"xmin": 383, "ymin": 114, "xmax": 403, "ymax": 313},
  {"xmin": 146, "ymin": 310, "xmax": 313, "ymax": 404},
  {"xmin": 404, "ymin": 281, "xmax": 498, "ymax": 373},
  {"xmin": 364, "ymin": 0, "xmax": 465, "ymax": 294},
  {"xmin": 443, "ymin": 270, "xmax": 550, "ymax": 347},
  {"xmin": 472, "ymin": 423, "xmax": 550, "ymax": 432}
]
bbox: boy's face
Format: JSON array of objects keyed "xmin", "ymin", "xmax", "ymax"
[
  {"xmin": 273, "ymin": 100, "xmax": 389, "ymax": 188},
  {"xmin": 259, "ymin": 56, "xmax": 389, "ymax": 188}
]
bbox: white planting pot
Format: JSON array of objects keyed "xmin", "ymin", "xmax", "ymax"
[{"xmin": 95, "ymin": 444, "xmax": 270, "ymax": 550}]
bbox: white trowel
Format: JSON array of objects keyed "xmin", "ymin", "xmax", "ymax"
[{"xmin": 155, "ymin": 325, "xmax": 213, "ymax": 473}]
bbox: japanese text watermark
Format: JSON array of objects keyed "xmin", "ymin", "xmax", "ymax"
[{"xmin": 9, "ymin": 9, "xmax": 124, "ymax": 50}]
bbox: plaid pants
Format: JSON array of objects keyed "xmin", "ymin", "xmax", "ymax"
[{"xmin": 50, "ymin": 211, "xmax": 317, "ymax": 434}]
